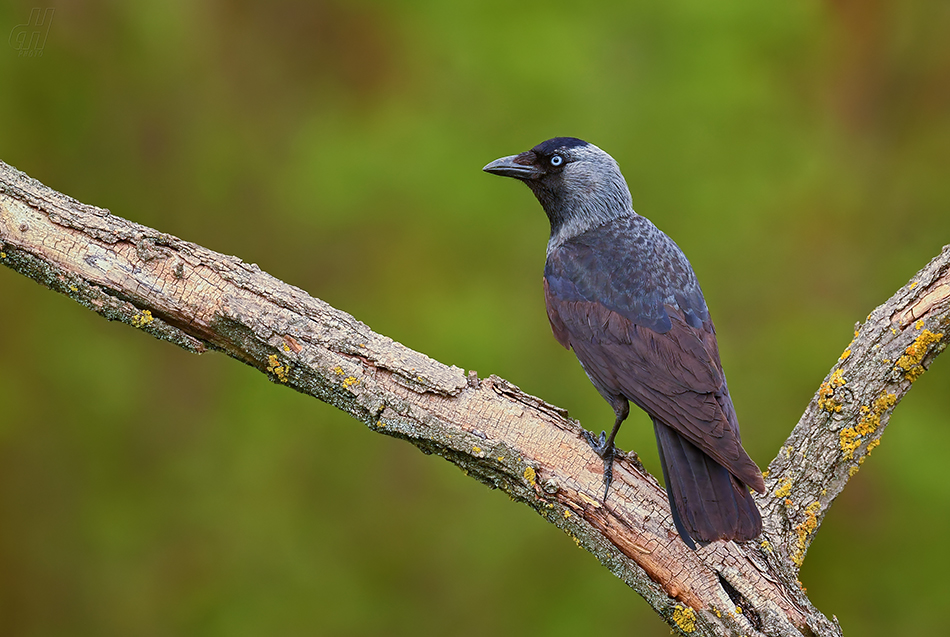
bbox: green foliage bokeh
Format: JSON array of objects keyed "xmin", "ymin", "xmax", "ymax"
[{"xmin": 2, "ymin": 1, "xmax": 949, "ymax": 635}]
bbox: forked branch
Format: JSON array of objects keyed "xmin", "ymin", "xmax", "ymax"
[{"xmin": 2, "ymin": 160, "xmax": 947, "ymax": 636}]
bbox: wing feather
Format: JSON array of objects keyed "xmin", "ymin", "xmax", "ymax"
[{"xmin": 544, "ymin": 278, "xmax": 764, "ymax": 493}]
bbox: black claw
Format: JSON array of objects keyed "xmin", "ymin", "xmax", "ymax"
[
  {"xmin": 582, "ymin": 429, "xmax": 610, "ymax": 456},
  {"xmin": 582, "ymin": 429, "xmax": 617, "ymax": 501},
  {"xmin": 581, "ymin": 428, "xmax": 595, "ymax": 448}
]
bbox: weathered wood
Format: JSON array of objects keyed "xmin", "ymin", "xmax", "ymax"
[{"xmin": 3, "ymin": 158, "xmax": 947, "ymax": 636}]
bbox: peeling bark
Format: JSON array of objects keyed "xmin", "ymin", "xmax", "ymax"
[{"xmin": 2, "ymin": 159, "xmax": 948, "ymax": 636}]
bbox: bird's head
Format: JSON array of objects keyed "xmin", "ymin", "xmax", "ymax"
[{"xmin": 483, "ymin": 137, "xmax": 633, "ymax": 247}]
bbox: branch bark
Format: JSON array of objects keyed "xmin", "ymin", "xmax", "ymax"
[{"xmin": 1, "ymin": 159, "xmax": 947, "ymax": 636}]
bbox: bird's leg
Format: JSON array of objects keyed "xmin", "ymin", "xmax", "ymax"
[{"xmin": 582, "ymin": 409, "xmax": 626, "ymax": 500}]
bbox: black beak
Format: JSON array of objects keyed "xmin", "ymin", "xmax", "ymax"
[{"xmin": 483, "ymin": 154, "xmax": 540, "ymax": 180}]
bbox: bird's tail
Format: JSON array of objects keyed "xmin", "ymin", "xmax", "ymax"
[{"xmin": 653, "ymin": 419, "xmax": 762, "ymax": 548}]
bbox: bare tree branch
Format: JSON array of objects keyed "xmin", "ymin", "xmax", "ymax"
[
  {"xmin": 2, "ymin": 159, "xmax": 947, "ymax": 636},
  {"xmin": 762, "ymin": 246, "xmax": 950, "ymax": 568}
]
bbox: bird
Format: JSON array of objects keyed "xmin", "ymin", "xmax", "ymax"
[{"xmin": 483, "ymin": 137, "xmax": 764, "ymax": 547}]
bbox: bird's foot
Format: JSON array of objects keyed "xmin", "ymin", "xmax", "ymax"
[
  {"xmin": 582, "ymin": 430, "xmax": 616, "ymax": 501},
  {"xmin": 582, "ymin": 429, "xmax": 608, "ymax": 454}
]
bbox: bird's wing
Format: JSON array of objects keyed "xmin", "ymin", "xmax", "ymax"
[{"xmin": 544, "ymin": 239, "xmax": 764, "ymax": 492}]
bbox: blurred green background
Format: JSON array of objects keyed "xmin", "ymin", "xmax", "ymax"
[{"xmin": 1, "ymin": 1, "xmax": 949, "ymax": 635}]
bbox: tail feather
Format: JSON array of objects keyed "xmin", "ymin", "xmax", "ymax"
[{"xmin": 654, "ymin": 419, "xmax": 761, "ymax": 545}]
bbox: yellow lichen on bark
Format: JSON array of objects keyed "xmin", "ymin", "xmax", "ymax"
[
  {"xmin": 792, "ymin": 501, "xmax": 822, "ymax": 567},
  {"xmin": 895, "ymin": 328, "xmax": 944, "ymax": 381},
  {"xmin": 774, "ymin": 477, "xmax": 792, "ymax": 499},
  {"xmin": 131, "ymin": 309, "xmax": 154, "ymax": 328},
  {"xmin": 671, "ymin": 605, "xmax": 697, "ymax": 633},
  {"xmin": 817, "ymin": 368, "xmax": 846, "ymax": 412},
  {"xmin": 267, "ymin": 354, "xmax": 290, "ymax": 383},
  {"xmin": 839, "ymin": 392, "xmax": 896, "ymax": 459},
  {"xmin": 523, "ymin": 466, "xmax": 537, "ymax": 488}
]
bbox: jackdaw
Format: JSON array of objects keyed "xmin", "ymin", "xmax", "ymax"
[{"xmin": 483, "ymin": 137, "xmax": 764, "ymax": 547}]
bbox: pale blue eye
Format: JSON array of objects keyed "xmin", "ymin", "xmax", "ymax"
[{"xmin": 550, "ymin": 154, "xmax": 564, "ymax": 167}]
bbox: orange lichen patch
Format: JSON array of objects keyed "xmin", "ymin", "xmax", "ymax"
[
  {"xmin": 839, "ymin": 429, "xmax": 861, "ymax": 460},
  {"xmin": 838, "ymin": 333, "xmax": 856, "ymax": 362},
  {"xmin": 873, "ymin": 392, "xmax": 898, "ymax": 412},
  {"xmin": 131, "ymin": 309, "xmax": 154, "ymax": 328},
  {"xmin": 840, "ymin": 392, "xmax": 897, "ymax": 459},
  {"xmin": 523, "ymin": 466, "xmax": 537, "ymax": 488},
  {"xmin": 266, "ymin": 354, "xmax": 290, "ymax": 383},
  {"xmin": 671, "ymin": 605, "xmax": 697, "ymax": 633},
  {"xmin": 895, "ymin": 328, "xmax": 944, "ymax": 381},
  {"xmin": 792, "ymin": 501, "xmax": 822, "ymax": 567},
  {"xmin": 817, "ymin": 368, "xmax": 846, "ymax": 412},
  {"xmin": 774, "ymin": 477, "xmax": 792, "ymax": 499},
  {"xmin": 331, "ymin": 365, "xmax": 359, "ymax": 389}
]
